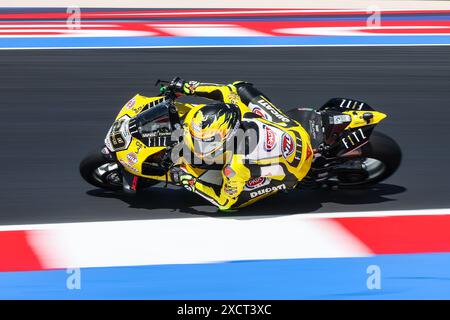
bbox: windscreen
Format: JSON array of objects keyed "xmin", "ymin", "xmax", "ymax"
[{"xmin": 135, "ymin": 103, "xmax": 171, "ymax": 138}]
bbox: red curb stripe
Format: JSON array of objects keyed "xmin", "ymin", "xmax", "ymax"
[
  {"xmin": 0, "ymin": 230, "xmax": 43, "ymax": 272},
  {"xmin": 0, "ymin": 9, "xmax": 449, "ymax": 20},
  {"xmin": 334, "ymin": 215, "xmax": 450, "ymax": 255}
]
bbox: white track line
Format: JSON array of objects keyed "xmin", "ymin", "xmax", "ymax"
[
  {"xmin": 1, "ymin": 43, "xmax": 450, "ymax": 50},
  {"xmin": 0, "ymin": 208, "xmax": 449, "ymax": 231},
  {"xmin": 28, "ymin": 215, "xmax": 372, "ymax": 267}
]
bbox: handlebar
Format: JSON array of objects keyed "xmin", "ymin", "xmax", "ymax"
[{"xmin": 155, "ymin": 77, "xmax": 184, "ymax": 100}]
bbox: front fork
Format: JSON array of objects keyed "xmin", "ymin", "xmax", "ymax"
[{"xmin": 101, "ymin": 145, "xmax": 139, "ymax": 194}]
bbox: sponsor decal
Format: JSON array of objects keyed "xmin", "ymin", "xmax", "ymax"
[
  {"xmin": 147, "ymin": 136, "xmax": 170, "ymax": 147},
  {"xmin": 251, "ymin": 106, "xmax": 270, "ymax": 120},
  {"xmin": 339, "ymin": 99, "xmax": 365, "ymax": 110},
  {"xmin": 125, "ymin": 97, "xmax": 136, "ymax": 110},
  {"xmin": 250, "ymin": 184, "xmax": 286, "ymax": 198},
  {"xmin": 281, "ymin": 133, "xmax": 295, "ymax": 158},
  {"xmin": 119, "ymin": 158, "xmax": 139, "ymax": 173},
  {"xmin": 257, "ymin": 99, "xmax": 290, "ymax": 122},
  {"xmin": 126, "ymin": 152, "xmax": 138, "ymax": 166},
  {"xmin": 263, "ymin": 126, "xmax": 276, "ymax": 151},
  {"xmin": 245, "ymin": 177, "xmax": 266, "ymax": 189},
  {"xmin": 341, "ymin": 128, "xmax": 367, "ymax": 149},
  {"xmin": 331, "ymin": 114, "xmax": 351, "ymax": 125},
  {"xmin": 252, "ymin": 107, "xmax": 264, "ymax": 117},
  {"xmin": 142, "ymin": 131, "xmax": 171, "ymax": 138},
  {"xmin": 224, "ymin": 184, "xmax": 238, "ymax": 196},
  {"xmin": 131, "ymin": 104, "xmax": 144, "ymax": 114}
]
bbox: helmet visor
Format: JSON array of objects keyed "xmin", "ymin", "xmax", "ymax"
[{"xmin": 192, "ymin": 132, "xmax": 225, "ymax": 156}]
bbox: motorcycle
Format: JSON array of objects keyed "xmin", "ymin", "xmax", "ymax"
[{"xmin": 80, "ymin": 80, "xmax": 401, "ymax": 200}]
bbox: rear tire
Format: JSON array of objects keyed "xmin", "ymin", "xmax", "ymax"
[{"xmin": 337, "ymin": 131, "xmax": 402, "ymax": 188}]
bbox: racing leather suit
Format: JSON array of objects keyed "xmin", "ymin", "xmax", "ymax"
[{"xmin": 175, "ymin": 80, "xmax": 313, "ymax": 210}]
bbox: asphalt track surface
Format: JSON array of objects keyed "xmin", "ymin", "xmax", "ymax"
[{"xmin": 1, "ymin": 46, "xmax": 449, "ymax": 225}]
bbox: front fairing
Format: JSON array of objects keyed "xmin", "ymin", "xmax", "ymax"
[
  {"xmin": 115, "ymin": 94, "xmax": 166, "ymax": 120},
  {"xmin": 105, "ymin": 95, "xmax": 172, "ymax": 181}
]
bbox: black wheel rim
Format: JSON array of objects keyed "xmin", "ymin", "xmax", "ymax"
[
  {"xmin": 335, "ymin": 158, "xmax": 386, "ymax": 186},
  {"xmin": 93, "ymin": 163, "xmax": 122, "ymax": 187}
]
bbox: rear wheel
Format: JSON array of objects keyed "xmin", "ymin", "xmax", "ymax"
[{"xmin": 336, "ymin": 131, "xmax": 402, "ymax": 188}]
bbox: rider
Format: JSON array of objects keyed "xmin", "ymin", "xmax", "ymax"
[{"xmin": 167, "ymin": 77, "xmax": 313, "ymax": 210}]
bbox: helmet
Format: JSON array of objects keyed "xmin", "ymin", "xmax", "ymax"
[{"xmin": 184, "ymin": 103, "xmax": 241, "ymax": 160}]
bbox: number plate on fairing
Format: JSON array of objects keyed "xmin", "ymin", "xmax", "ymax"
[{"xmin": 105, "ymin": 115, "xmax": 132, "ymax": 152}]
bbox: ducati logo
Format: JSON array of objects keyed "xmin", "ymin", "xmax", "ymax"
[
  {"xmin": 257, "ymin": 99, "xmax": 290, "ymax": 122},
  {"xmin": 250, "ymin": 184, "xmax": 286, "ymax": 198}
]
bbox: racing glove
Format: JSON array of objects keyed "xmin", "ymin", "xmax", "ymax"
[
  {"xmin": 169, "ymin": 77, "xmax": 185, "ymax": 93},
  {"xmin": 170, "ymin": 165, "xmax": 197, "ymax": 192}
]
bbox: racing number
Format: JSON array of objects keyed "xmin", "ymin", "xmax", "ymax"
[{"xmin": 110, "ymin": 120, "xmax": 126, "ymax": 150}]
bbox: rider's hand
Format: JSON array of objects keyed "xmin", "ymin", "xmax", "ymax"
[
  {"xmin": 170, "ymin": 165, "xmax": 196, "ymax": 192},
  {"xmin": 169, "ymin": 77, "xmax": 199, "ymax": 95}
]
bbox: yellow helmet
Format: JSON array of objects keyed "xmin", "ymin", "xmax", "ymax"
[{"xmin": 184, "ymin": 103, "xmax": 241, "ymax": 159}]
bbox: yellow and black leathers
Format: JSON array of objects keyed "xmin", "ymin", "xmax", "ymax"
[{"xmin": 175, "ymin": 81, "xmax": 313, "ymax": 210}]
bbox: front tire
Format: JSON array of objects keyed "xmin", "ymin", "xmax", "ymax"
[{"xmin": 79, "ymin": 152, "xmax": 122, "ymax": 190}]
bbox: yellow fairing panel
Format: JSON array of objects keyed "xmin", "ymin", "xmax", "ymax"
[
  {"xmin": 116, "ymin": 138, "xmax": 168, "ymax": 181},
  {"xmin": 116, "ymin": 95, "xmax": 166, "ymax": 120},
  {"xmin": 343, "ymin": 110, "xmax": 387, "ymax": 130}
]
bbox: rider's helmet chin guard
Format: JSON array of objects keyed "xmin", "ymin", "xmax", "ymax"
[{"xmin": 184, "ymin": 103, "xmax": 241, "ymax": 163}]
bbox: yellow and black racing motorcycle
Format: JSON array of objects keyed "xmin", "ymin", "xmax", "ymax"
[{"xmin": 80, "ymin": 81, "xmax": 401, "ymax": 198}]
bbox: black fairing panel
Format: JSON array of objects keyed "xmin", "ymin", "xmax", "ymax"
[
  {"xmin": 285, "ymin": 108, "xmax": 323, "ymax": 149},
  {"xmin": 333, "ymin": 125, "xmax": 376, "ymax": 156},
  {"xmin": 287, "ymin": 106, "xmax": 378, "ymax": 157}
]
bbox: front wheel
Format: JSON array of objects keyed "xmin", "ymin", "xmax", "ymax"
[
  {"xmin": 79, "ymin": 152, "xmax": 123, "ymax": 190},
  {"xmin": 336, "ymin": 131, "xmax": 402, "ymax": 188}
]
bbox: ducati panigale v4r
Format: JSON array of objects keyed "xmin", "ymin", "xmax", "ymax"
[{"xmin": 80, "ymin": 81, "xmax": 401, "ymax": 207}]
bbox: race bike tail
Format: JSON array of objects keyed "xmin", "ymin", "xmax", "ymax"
[{"xmin": 287, "ymin": 98, "xmax": 401, "ymax": 188}]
